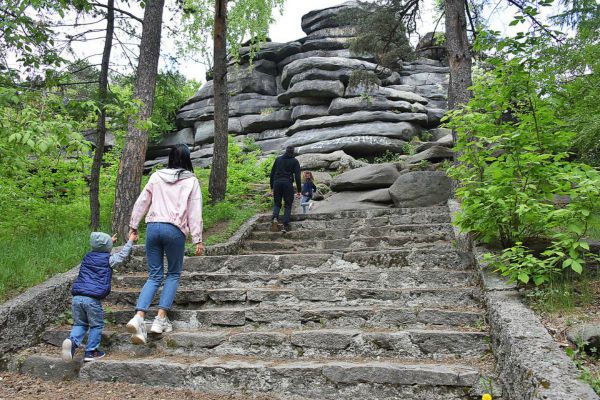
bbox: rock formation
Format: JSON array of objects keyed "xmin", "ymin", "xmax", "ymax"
[{"xmin": 144, "ymin": 1, "xmax": 450, "ymax": 173}]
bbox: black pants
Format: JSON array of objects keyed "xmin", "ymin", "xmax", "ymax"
[{"xmin": 272, "ymin": 180, "xmax": 294, "ymax": 225}]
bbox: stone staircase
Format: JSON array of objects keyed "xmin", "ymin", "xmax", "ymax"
[{"xmin": 14, "ymin": 206, "xmax": 495, "ymax": 399}]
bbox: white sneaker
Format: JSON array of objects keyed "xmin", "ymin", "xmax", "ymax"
[
  {"xmin": 126, "ymin": 315, "xmax": 147, "ymax": 345},
  {"xmin": 61, "ymin": 338, "xmax": 76, "ymax": 362},
  {"xmin": 308, "ymin": 201, "xmax": 314, "ymax": 211},
  {"xmin": 150, "ymin": 316, "xmax": 173, "ymax": 334}
]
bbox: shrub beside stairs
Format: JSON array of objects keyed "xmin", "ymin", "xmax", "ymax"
[{"xmin": 11, "ymin": 206, "xmax": 498, "ymax": 399}]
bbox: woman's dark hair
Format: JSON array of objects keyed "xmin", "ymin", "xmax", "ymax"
[{"xmin": 168, "ymin": 144, "xmax": 194, "ymax": 176}]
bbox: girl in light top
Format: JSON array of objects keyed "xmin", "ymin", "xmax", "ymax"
[{"xmin": 126, "ymin": 144, "xmax": 203, "ymax": 345}]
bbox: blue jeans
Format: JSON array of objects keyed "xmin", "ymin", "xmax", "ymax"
[
  {"xmin": 70, "ymin": 295, "xmax": 104, "ymax": 352},
  {"xmin": 135, "ymin": 222, "xmax": 186, "ymax": 312},
  {"xmin": 300, "ymin": 195, "xmax": 311, "ymax": 214}
]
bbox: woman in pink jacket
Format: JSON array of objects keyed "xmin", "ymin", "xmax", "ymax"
[{"xmin": 125, "ymin": 144, "xmax": 203, "ymax": 345}]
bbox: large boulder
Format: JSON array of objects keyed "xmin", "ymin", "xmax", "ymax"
[
  {"xmin": 330, "ymin": 163, "xmax": 400, "ymax": 191},
  {"xmin": 176, "ymin": 94, "xmax": 281, "ymax": 128},
  {"xmin": 281, "ymin": 57, "xmax": 393, "ymax": 89},
  {"xmin": 295, "ymin": 150, "xmax": 366, "ymax": 170},
  {"xmin": 240, "ymin": 110, "xmax": 293, "ymax": 133},
  {"xmin": 400, "ymin": 72, "xmax": 449, "ymax": 87},
  {"xmin": 278, "ymin": 80, "xmax": 345, "ymax": 104},
  {"xmin": 289, "ymin": 67, "xmax": 365, "ymax": 88},
  {"xmin": 296, "ymin": 136, "xmax": 407, "ymax": 156},
  {"xmin": 278, "ymin": 49, "xmax": 372, "ymax": 70},
  {"xmin": 301, "ymin": 37, "xmax": 352, "ymax": 52},
  {"xmin": 388, "ymin": 171, "xmax": 452, "ymax": 207},
  {"xmin": 291, "ymin": 105, "xmax": 330, "ymax": 121},
  {"xmin": 286, "ymin": 111, "xmax": 428, "ymax": 136},
  {"xmin": 285, "ymin": 121, "xmax": 419, "ymax": 148},
  {"xmin": 237, "ymin": 41, "xmax": 302, "ymax": 64},
  {"xmin": 345, "ymin": 84, "xmax": 429, "ymax": 105},
  {"xmin": 328, "ymin": 96, "xmax": 427, "ymax": 115},
  {"xmin": 301, "ymin": 1, "xmax": 359, "ymax": 34},
  {"xmin": 187, "ymin": 68, "xmax": 277, "ymax": 104},
  {"xmin": 311, "ymin": 190, "xmax": 392, "ymax": 213},
  {"xmin": 194, "ymin": 119, "xmax": 243, "ymax": 144},
  {"xmin": 405, "ymin": 146, "xmax": 454, "ymax": 164}
]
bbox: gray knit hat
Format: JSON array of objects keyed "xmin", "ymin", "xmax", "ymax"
[{"xmin": 90, "ymin": 232, "xmax": 113, "ymax": 253}]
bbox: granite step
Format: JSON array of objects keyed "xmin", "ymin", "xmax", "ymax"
[
  {"xmin": 252, "ymin": 212, "xmax": 451, "ymax": 232},
  {"xmin": 122, "ymin": 249, "xmax": 473, "ymax": 274},
  {"xmin": 112, "ymin": 269, "xmax": 477, "ymax": 290},
  {"xmin": 16, "ymin": 354, "xmax": 483, "ymax": 400},
  {"xmin": 104, "ymin": 305, "xmax": 484, "ymax": 329},
  {"xmin": 242, "ymin": 235, "xmax": 453, "ymax": 252},
  {"xmin": 247, "ymin": 223, "xmax": 454, "ymax": 241},
  {"xmin": 106, "ymin": 287, "xmax": 480, "ymax": 309},
  {"xmin": 41, "ymin": 327, "xmax": 489, "ymax": 360}
]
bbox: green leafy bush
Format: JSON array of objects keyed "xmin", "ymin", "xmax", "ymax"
[{"xmin": 448, "ymin": 32, "xmax": 600, "ymax": 286}]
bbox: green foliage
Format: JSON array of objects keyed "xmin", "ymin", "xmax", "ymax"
[
  {"xmin": 114, "ymin": 71, "xmax": 199, "ymax": 141},
  {"xmin": 178, "ymin": 0, "xmax": 286, "ymax": 64},
  {"xmin": 525, "ymin": 273, "xmax": 596, "ymax": 313},
  {"xmin": 338, "ymin": 0, "xmax": 416, "ymax": 69},
  {"xmin": 565, "ymin": 338, "xmax": 600, "ymax": 395},
  {"xmin": 448, "ymin": 23, "xmax": 600, "ymax": 286}
]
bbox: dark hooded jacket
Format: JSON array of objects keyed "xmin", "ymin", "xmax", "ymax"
[{"xmin": 270, "ymin": 151, "xmax": 302, "ymax": 193}]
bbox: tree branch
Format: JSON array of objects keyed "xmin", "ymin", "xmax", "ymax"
[
  {"xmin": 91, "ymin": 2, "xmax": 143, "ymax": 23},
  {"xmin": 506, "ymin": 0, "xmax": 563, "ymax": 43}
]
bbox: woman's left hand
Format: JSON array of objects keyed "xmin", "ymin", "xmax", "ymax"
[{"xmin": 195, "ymin": 243, "xmax": 204, "ymax": 256}]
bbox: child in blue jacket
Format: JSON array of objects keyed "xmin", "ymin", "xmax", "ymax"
[
  {"xmin": 61, "ymin": 231, "xmax": 137, "ymax": 362},
  {"xmin": 300, "ymin": 171, "xmax": 317, "ymax": 214}
]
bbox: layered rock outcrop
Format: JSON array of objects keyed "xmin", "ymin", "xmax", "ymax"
[{"xmin": 145, "ymin": 1, "xmax": 449, "ymax": 171}]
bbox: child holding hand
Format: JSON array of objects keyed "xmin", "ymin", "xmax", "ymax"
[{"xmin": 61, "ymin": 231, "xmax": 137, "ymax": 362}]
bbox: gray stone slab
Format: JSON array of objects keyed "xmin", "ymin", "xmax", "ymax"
[
  {"xmin": 278, "ymin": 80, "xmax": 345, "ymax": 104},
  {"xmin": 328, "ymin": 96, "xmax": 428, "ymax": 115},
  {"xmin": 287, "ymin": 111, "xmax": 428, "ymax": 135},
  {"xmin": 296, "ymin": 135, "xmax": 407, "ymax": 156},
  {"xmin": 286, "ymin": 121, "xmax": 418, "ymax": 148}
]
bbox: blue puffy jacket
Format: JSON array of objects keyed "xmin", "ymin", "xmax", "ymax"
[{"xmin": 71, "ymin": 252, "xmax": 112, "ymax": 299}]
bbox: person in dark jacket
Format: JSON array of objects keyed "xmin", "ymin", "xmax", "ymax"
[
  {"xmin": 61, "ymin": 231, "xmax": 137, "ymax": 362},
  {"xmin": 270, "ymin": 146, "xmax": 301, "ymax": 232}
]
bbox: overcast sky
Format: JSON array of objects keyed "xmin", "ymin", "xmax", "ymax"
[{"xmin": 17, "ymin": 0, "xmax": 558, "ymax": 84}]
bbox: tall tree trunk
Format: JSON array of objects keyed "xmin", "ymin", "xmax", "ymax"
[
  {"xmin": 111, "ymin": 0, "xmax": 165, "ymax": 240},
  {"xmin": 445, "ymin": 0, "xmax": 472, "ymax": 114},
  {"xmin": 208, "ymin": 0, "xmax": 229, "ymax": 203},
  {"xmin": 90, "ymin": 0, "xmax": 114, "ymax": 231}
]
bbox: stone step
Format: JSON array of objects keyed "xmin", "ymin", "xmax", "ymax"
[
  {"xmin": 17, "ymin": 354, "xmax": 482, "ymax": 399},
  {"xmin": 105, "ymin": 305, "xmax": 484, "ymax": 329},
  {"xmin": 247, "ymin": 223, "xmax": 454, "ymax": 241},
  {"xmin": 242, "ymin": 235, "xmax": 453, "ymax": 252},
  {"xmin": 113, "ymin": 269, "xmax": 477, "ymax": 290},
  {"xmin": 256, "ymin": 206, "xmax": 451, "ymax": 223},
  {"xmin": 122, "ymin": 249, "xmax": 473, "ymax": 274},
  {"xmin": 253, "ymin": 212, "xmax": 451, "ymax": 231},
  {"xmin": 42, "ymin": 327, "xmax": 489, "ymax": 360},
  {"xmin": 106, "ymin": 287, "xmax": 480, "ymax": 309}
]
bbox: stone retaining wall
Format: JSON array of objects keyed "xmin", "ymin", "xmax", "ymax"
[
  {"xmin": 448, "ymin": 200, "xmax": 599, "ymax": 400},
  {"xmin": 0, "ymin": 215, "xmax": 260, "ymax": 369}
]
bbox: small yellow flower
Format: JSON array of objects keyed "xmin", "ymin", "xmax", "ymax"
[{"xmin": 482, "ymin": 394, "xmax": 492, "ymax": 400}]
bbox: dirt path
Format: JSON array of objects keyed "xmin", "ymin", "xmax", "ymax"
[{"xmin": 0, "ymin": 372, "xmax": 274, "ymax": 400}]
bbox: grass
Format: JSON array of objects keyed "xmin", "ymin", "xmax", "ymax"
[
  {"xmin": 525, "ymin": 272, "xmax": 598, "ymax": 314},
  {"xmin": 0, "ymin": 148, "xmax": 272, "ymax": 302}
]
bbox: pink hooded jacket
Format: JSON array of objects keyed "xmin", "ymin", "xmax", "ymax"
[{"xmin": 129, "ymin": 169, "xmax": 203, "ymax": 244}]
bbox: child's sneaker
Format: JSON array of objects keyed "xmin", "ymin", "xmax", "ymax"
[
  {"xmin": 150, "ymin": 316, "xmax": 173, "ymax": 334},
  {"xmin": 61, "ymin": 338, "xmax": 77, "ymax": 362},
  {"xmin": 126, "ymin": 315, "xmax": 147, "ymax": 345},
  {"xmin": 84, "ymin": 349, "xmax": 105, "ymax": 362},
  {"xmin": 282, "ymin": 224, "xmax": 291, "ymax": 233}
]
